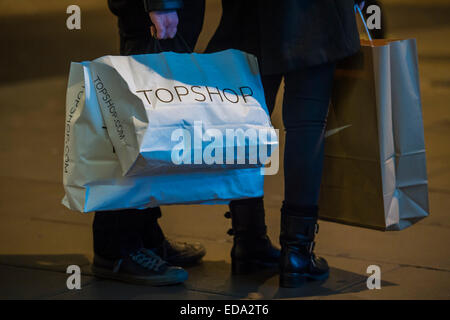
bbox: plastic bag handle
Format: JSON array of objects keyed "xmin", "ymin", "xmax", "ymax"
[
  {"xmin": 151, "ymin": 32, "xmax": 193, "ymax": 53},
  {"xmin": 175, "ymin": 33, "xmax": 193, "ymax": 53},
  {"xmin": 354, "ymin": 4, "xmax": 373, "ymax": 41}
]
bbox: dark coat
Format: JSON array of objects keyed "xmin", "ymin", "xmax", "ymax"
[
  {"xmin": 207, "ymin": 0, "xmax": 361, "ymax": 74},
  {"xmin": 108, "ymin": 0, "xmax": 361, "ymax": 74}
]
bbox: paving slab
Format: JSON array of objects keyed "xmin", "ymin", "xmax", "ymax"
[
  {"xmin": 0, "ymin": 235, "xmax": 401, "ymax": 300},
  {"xmin": 146, "ymin": 237, "xmax": 401, "ymax": 300},
  {"xmin": 320, "ymin": 266, "xmax": 450, "ymax": 300},
  {"xmin": 0, "ymin": 254, "xmax": 90, "ymax": 273},
  {"xmin": 314, "ymin": 222, "xmax": 450, "ymax": 272},
  {"xmin": 49, "ymin": 279, "xmax": 236, "ymax": 300},
  {"xmin": 183, "ymin": 255, "xmax": 400, "ymax": 300},
  {"xmin": 0, "ymin": 264, "xmax": 96, "ymax": 300}
]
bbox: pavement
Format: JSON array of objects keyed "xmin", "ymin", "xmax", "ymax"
[{"xmin": 0, "ymin": 0, "xmax": 449, "ymax": 300}]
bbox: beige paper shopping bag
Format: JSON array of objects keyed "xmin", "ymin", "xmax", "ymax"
[{"xmin": 319, "ymin": 39, "xmax": 429, "ymax": 230}]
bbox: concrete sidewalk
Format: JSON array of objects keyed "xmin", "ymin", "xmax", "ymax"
[{"xmin": 0, "ymin": 1, "xmax": 449, "ymax": 299}]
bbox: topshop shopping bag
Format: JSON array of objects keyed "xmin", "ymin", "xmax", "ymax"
[
  {"xmin": 88, "ymin": 49, "xmax": 276, "ymax": 176},
  {"xmin": 319, "ymin": 39, "xmax": 429, "ymax": 230},
  {"xmin": 62, "ymin": 60, "xmax": 267, "ymax": 212}
]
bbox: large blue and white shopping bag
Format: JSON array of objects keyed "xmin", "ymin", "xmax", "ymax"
[{"xmin": 62, "ymin": 50, "xmax": 278, "ymax": 212}]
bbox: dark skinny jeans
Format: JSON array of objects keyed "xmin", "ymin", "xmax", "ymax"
[{"xmin": 250, "ymin": 63, "xmax": 336, "ymax": 216}]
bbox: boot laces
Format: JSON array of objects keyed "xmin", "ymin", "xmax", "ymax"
[{"xmin": 130, "ymin": 248, "xmax": 167, "ymax": 272}]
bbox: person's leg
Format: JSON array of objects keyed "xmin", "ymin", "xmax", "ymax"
[
  {"xmin": 225, "ymin": 73, "xmax": 282, "ymax": 274},
  {"xmin": 261, "ymin": 73, "xmax": 283, "ymax": 116},
  {"xmin": 93, "ymin": 209, "xmax": 145, "ymax": 259},
  {"xmin": 282, "ymin": 63, "xmax": 335, "ymax": 209},
  {"xmin": 279, "ymin": 62, "xmax": 335, "ymax": 287}
]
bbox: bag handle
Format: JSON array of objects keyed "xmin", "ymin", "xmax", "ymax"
[
  {"xmin": 354, "ymin": 4, "xmax": 373, "ymax": 41},
  {"xmin": 150, "ymin": 30, "xmax": 193, "ymax": 53},
  {"xmin": 152, "ymin": 36, "xmax": 163, "ymax": 52},
  {"xmin": 175, "ymin": 33, "xmax": 193, "ymax": 53}
]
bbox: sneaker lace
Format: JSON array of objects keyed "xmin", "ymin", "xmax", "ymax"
[{"xmin": 130, "ymin": 248, "xmax": 167, "ymax": 272}]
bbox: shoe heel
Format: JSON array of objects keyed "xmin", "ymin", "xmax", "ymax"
[
  {"xmin": 279, "ymin": 272, "xmax": 307, "ymax": 288},
  {"xmin": 231, "ymin": 259, "xmax": 259, "ymax": 275}
]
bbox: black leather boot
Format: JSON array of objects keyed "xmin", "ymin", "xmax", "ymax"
[
  {"xmin": 225, "ymin": 197, "xmax": 280, "ymax": 274},
  {"xmin": 279, "ymin": 204, "xmax": 329, "ymax": 287}
]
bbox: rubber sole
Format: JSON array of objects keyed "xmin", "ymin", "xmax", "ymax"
[
  {"xmin": 91, "ymin": 265, "xmax": 188, "ymax": 286},
  {"xmin": 279, "ymin": 271, "xmax": 330, "ymax": 288}
]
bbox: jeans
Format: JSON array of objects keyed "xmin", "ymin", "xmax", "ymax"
[
  {"xmin": 239, "ymin": 63, "xmax": 336, "ymax": 216},
  {"xmin": 93, "ymin": 208, "xmax": 164, "ymax": 259}
]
